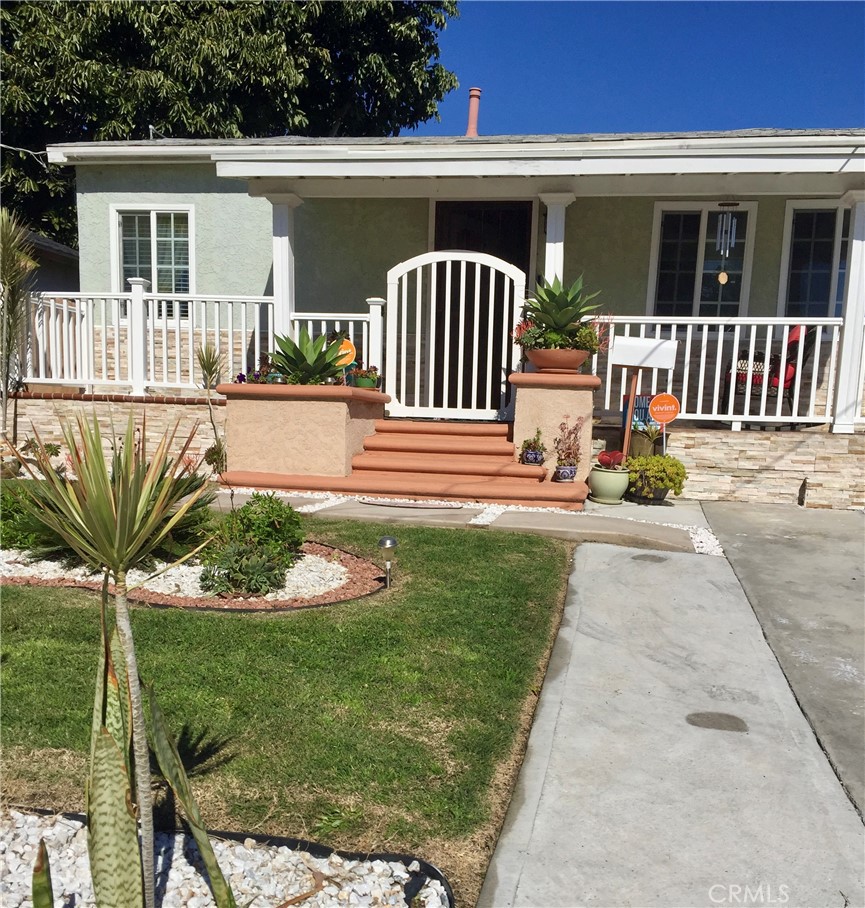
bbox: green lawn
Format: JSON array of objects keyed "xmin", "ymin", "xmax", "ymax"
[{"xmin": 1, "ymin": 518, "xmax": 571, "ymax": 903}]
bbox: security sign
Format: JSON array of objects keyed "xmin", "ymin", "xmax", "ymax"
[
  {"xmin": 649, "ymin": 393, "xmax": 680, "ymax": 425},
  {"xmin": 336, "ymin": 339, "xmax": 357, "ymax": 367}
]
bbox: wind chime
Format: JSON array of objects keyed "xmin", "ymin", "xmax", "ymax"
[{"xmin": 716, "ymin": 202, "xmax": 740, "ymax": 285}]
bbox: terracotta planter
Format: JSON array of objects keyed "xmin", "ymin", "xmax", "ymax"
[
  {"xmin": 525, "ymin": 349, "xmax": 590, "ymax": 373},
  {"xmin": 587, "ymin": 466, "xmax": 630, "ymax": 505}
]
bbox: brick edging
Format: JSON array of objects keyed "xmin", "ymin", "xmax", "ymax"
[{"xmin": 12, "ymin": 391, "xmax": 226, "ymax": 406}]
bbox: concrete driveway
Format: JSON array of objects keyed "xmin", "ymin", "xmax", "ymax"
[{"xmin": 478, "ymin": 505, "xmax": 865, "ymax": 908}]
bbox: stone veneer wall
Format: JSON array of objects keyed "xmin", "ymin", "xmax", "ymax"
[
  {"xmin": 8, "ymin": 395, "xmax": 864, "ymax": 510},
  {"xmin": 8, "ymin": 393, "xmax": 225, "ymax": 463},
  {"xmin": 594, "ymin": 422, "xmax": 865, "ymax": 510}
]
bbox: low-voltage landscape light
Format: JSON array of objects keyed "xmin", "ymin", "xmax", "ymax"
[{"xmin": 378, "ymin": 536, "xmax": 398, "ymax": 588}]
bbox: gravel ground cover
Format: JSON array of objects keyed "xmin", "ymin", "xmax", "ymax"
[{"xmin": 1, "ymin": 809, "xmax": 450, "ymax": 908}]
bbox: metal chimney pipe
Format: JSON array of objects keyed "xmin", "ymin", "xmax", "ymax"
[{"xmin": 465, "ymin": 87, "xmax": 481, "ymax": 137}]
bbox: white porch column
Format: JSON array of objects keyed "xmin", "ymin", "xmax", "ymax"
[
  {"xmin": 539, "ymin": 192, "xmax": 576, "ymax": 283},
  {"xmin": 126, "ymin": 277, "xmax": 149, "ymax": 396},
  {"xmin": 268, "ymin": 193, "xmax": 303, "ymax": 339},
  {"xmin": 832, "ymin": 190, "xmax": 865, "ymax": 434},
  {"xmin": 366, "ymin": 297, "xmax": 385, "ymax": 372}
]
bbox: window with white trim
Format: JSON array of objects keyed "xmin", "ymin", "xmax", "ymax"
[
  {"xmin": 783, "ymin": 206, "xmax": 850, "ymax": 318},
  {"xmin": 118, "ymin": 210, "xmax": 190, "ymax": 317},
  {"xmin": 649, "ymin": 203, "xmax": 756, "ymax": 318}
]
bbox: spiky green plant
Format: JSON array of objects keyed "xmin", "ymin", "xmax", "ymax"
[
  {"xmin": 522, "ymin": 275, "xmax": 602, "ymax": 347},
  {"xmin": 196, "ymin": 343, "xmax": 226, "ymax": 473},
  {"xmin": 0, "ymin": 208, "xmax": 37, "ymax": 441},
  {"xmin": 13, "ymin": 413, "xmax": 223, "ymax": 908},
  {"xmin": 269, "ymin": 327, "xmax": 346, "ymax": 384}
]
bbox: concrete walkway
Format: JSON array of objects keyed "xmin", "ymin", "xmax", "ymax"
[{"xmin": 217, "ymin": 489, "xmax": 865, "ymax": 907}]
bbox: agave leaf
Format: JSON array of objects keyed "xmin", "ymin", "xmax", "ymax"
[
  {"xmin": 31, "ymin": 839, "xmax": 54, "ymax": 908},
  {"xmin": 148, "ymin": 685, "xmax": 237, "ymax": 908},
  {"xmin": 88, "ymin": 728, "xmax": 144, "ymax": 908}
]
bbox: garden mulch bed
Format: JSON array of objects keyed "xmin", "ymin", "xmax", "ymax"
[{"xmin": 0, "ymin": 542, "xmax": 385, "ymax": 612}]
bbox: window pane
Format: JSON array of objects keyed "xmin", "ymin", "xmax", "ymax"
[
  {"xmin": 654, "ymin": 212, "xmax": 700, "ymax": 315},
  {"xmin": 156, "ymin": 241, "xmax": 174, "ymax": 266},
  {"xmin": 786, "ymin": 209, "xmax": 838, "ymax": 317}
]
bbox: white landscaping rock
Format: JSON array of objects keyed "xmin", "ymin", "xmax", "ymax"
[{"xmin": 1, "ymin": 809, "xmax": 450, "ymax": 908}]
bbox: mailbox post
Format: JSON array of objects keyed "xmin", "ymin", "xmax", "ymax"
[{"xmin": 608, "ymin": 337, "xmax": 679, "ymax": 457}]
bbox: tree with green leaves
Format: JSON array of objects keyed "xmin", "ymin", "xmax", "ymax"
[{"xmin": 1, "ymin": 0, "xmax": 459, "ymax": 245}]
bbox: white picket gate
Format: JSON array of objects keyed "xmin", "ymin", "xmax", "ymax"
[{"xmin": 383, "ymin": 251, "xmax": 526, "ymax": 420}]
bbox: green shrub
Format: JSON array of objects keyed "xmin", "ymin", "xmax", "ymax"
[
  {"xmin": 1, "ymin": 480, "xmax": 39, "ymax": 549},
  {"xmin": 205, "ymin": 492, "xmax": 303, "ymax": 576},
  {"xmin": 625, "ymin": 454, "xmax": 687, "ymax": 497},
  {"xmin": 199, "ymin": 543, "xmax": 286, "ymax": 596}
]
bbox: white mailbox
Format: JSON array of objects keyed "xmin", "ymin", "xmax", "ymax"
[{"xmin": 610, "ymin": 336, "xmax": 679, "ymax": 370}]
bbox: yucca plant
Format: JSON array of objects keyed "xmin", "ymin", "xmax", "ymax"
[
  {"xmin": 269, "ymin": 326, "xmax": 346, "ymax": 384},
  {"xmin": 15, "ymin": 414, "xmax": 235, "ymax": 908},
  {"xmin": 0, "ymin": 208, "xmax": 38, "ymax": 442},
  {"xmin": 196, "ymin": 343, "xmax": 226, "ymax": 473}
]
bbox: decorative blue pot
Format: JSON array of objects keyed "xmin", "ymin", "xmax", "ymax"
[
  {"xmin": 521, "ymin": 450, "xmax": 545, "ymax": 466},
  {"xmin": 553, "ymin": 464, "xmax": 577, "ymax": 482}
]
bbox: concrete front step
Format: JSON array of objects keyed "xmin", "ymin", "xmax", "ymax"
[
  {"xmin": 363, "ymin": 433, "xmax": 515, "ymax": 457},
  {"xmin": 372, "ymin": 419, "xmax": 511, "ymax": 438},
  {"xmin": 352, "ymin": 450, "xmax": 546, "ymax": 480},
  {"xmin": 220, "ymin": 470, "xmax": 588, "ymax": 510}
]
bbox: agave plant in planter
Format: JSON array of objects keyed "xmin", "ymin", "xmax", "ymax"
[
  {"xmin": 268, "ymin": 327, "xmax": 346, "ymax": 384},
  {"xmin": 513, "ymin": 275, "xmax": 604, "ymax": 372},
  {"xmin": 519, "ymin": 428, "xmax": 547, "ymax": 465},
  {"xmin": 587, "ymin": 450, "xmax": 630, "ymax": 505},
  {"xmin": 625, "ymin": 453, "xmax": 688, "ymax": 504}
]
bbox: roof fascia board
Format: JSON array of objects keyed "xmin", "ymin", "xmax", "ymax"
[
  {"xmin": 47, "ymin": 134, "xmax": 865, "ymax": 166},
  {"xmin": 218, "ymin": 156, "xmax": 864, "ymax": 179}
]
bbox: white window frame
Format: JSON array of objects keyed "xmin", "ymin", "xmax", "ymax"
[
  {"xmin": 776, "ymin": 199, "xmax": 849, "ymax": 318},
  {"xmin": 645, "ymin": 200, "xmax": 758, "ymax": 317},
  {"xmin": 109, "ymin": 203, "xmax": 196, "ymax": 299}
]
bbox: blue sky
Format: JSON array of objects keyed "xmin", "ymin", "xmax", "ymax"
[{"xmin": 411, "ymin": 1, "xmax": 865, "ymax": 136}]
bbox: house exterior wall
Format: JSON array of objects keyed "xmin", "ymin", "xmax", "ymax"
[
  {"xmin": 294, "ymin": 199, "xmax": 429, "ymax": 312},
  {"xmin": 75, "ymin": 164, "xmax": 273, "ymax": 295},
  {"xmin": 560, "ymin": 195, "xmax": 788, "ymax": 317},
  {"xmin": 562, "ymin": 197, "xmax": 655, "ymax": 315}
]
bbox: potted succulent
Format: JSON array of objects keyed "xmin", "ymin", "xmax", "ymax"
[
  {"xmin": 267, "ymin": 327, "xmax": 346, "ymax": 384},
  {"xmin": 519, "ymin": 428, "xmax": 547, "ymax": 465},
  {"xmin": 629, "ymin": 421, "xmax": 665, "ymax": 458},
  {"xmin": 587, "ymin": 450, "xmax": 630, "ymax": 505},
  {"xmin": 552, "ymin": 416, "xmax": 584, "ymax": 482},
  {"xmin": 513, "ymin": 274, "xmax": 604, "ymax": 372},
  {"xmin": 624, "ymin": 454, "xmax": 688, "ymax": 504},
  {"xmin": 347, "ymin": 362, "xmax": 380, "ymax": 389}
]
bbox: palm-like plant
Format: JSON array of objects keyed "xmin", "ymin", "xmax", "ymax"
[
  {"xmin": 0, "ymin": 208, "xmax": 37, "ymax": 442},
  {"xmin": 520, "ymin": 275, "xmax": 602, "ymax": 350},
  {"xmin": 14, "ymin": 414, "xmax": 217, "ymax": 908},
  {"xmin": 269, "ymin": 327, "xmax": 346, "ymax": 383}
]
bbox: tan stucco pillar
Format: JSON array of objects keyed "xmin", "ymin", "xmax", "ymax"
[{"xmin": 509, "ymin": 371, "xmax": 600, "ymax": 483}]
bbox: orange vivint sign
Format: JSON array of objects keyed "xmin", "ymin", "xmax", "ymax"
[
  {"xmin": 336, "ymin": 339, "xmax": 357, "ymax": 367},
  {"xmin": 649, "ymin": 393, "xmax": 680, "ymax": 424}
]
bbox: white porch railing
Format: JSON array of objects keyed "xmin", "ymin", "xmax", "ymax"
[
  {"xmin": 21, "ymin": 289, "xmax": 865, "ymax": 433},
  {"xmin": 26, "ymin": 287, "xmax": 275, "ymax": 393},
  {"xmin": 592, "ymin": 316, "xmax": 845, "ymax": 430}
]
